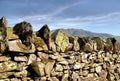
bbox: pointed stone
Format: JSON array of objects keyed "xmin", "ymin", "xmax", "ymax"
[
  {"xmin": 37, "ymin": 24, "xmax": 51, "ymax": 49},
  {"xmin": 0, "ymin": 16, "xmax": 7, "ymax": 53},
  {"xmin": 52, "ymin": 30, "xmax": 69, "ymax": 52}
]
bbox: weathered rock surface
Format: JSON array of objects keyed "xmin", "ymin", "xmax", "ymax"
[
  {"xmin": 0, "ymin": 16, "xmax": 7, "ymax": 53},
  {"xmin": 52, "ymin": 30, "xmax": 69, "ymax": 52},
  {"xmin": 0, "ymin": 16, "xmax": 119, "ymax": 81},
  {"xmin": 0, "ymin": 61, "xmax": 17, "ymax": 72},
  {"xmin": 37, "ymin": 24, "xmax": 51, "ymax": 49}
]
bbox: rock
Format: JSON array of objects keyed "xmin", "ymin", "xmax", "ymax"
[
  {"xmin": 65, "ymin": 43, "xmax": 73, "ymax": 52},
  {"xmin": 0, "ymin": 72, "xmax": 13, "ymax": 79},
  {"xmin": 14, "ymin": 70, "xmax": 28, "ymax": 77},
  {"xmin": 11, "ymin": 78, "xmax": 20, "ymax": 81},
  {"xmin": 0, "ymin": 56, "xmax": 10, "ymax": 62},
  {"xmin": 61, "ymin": 74, "xmax": 69, "ymax": 81},
  {"xmin": 74, "ymin": 62, "xmax": 81, "ymax": 70},
  {"xmin": 95, "ymin": 65, "xmax": 102, "ymax": 73},
  {"xmin": 50, "ymin": 40, "xmax": 57, "ymax": 52},
  {"xmin": 37, "ymin": 52, "xmax": 49, "ymax": 63},
  {"xmin": 77, "ymin": 37, "xmax": 86, "ymax": 52},
  {"xmin": 0, "ymin": 61, "xmax": 17, "ymax": 72},
  {"xmin": 50, "ymin": 77, "xmax": 59, "ymax": 81},
  {"xmin": 8, "ymin": 39, "xmax": 34, "ymax": 53},
  {"xmin": 58, "ymin": 60, "xmax": 68, "ymax": 65},
  {"xmin": 82, "ymin": 70, "xmax": 89, "ymax": 77},
  {"xmin": 7, "ymin": 27, "xmax": 18, "ymax": 40},
  {"xmin": 45, "ymin": 60, "xmax": 55, "ymax": 76},
  {"xmin": 37, "ymin": 24, "xmax": 51, "ymax": 49},
  {"xmin": 31, "ymin": 61, "xmax": 45, "ymax": 77},
  {"xmin": 55, "ymin": 64, "xmax": 63, "ymax": 72},
  {"xmin": 13, "ymin": 21, "xmax": 33, "ymax": 47},
  {"xmin": 27, "ymin": 54, "xmax": 37, "ymax": 65},
  {"xmin": 92, "ymin": 37, "xmax": 105, "ymax": 51},
  {"xmin": 40, "ymin": 77, "xmax": 47, "ymax": 81},
  {"xmin": 72, "ymin": 72, "xmax": 79, "ymax": 80},
  {"xmin": 14, "ymin": 56, "xmax": 28, "ymax": 62},
  {"xmin": 16, "ymin": 62, "xmax": 27, "ymax": 71},
  {"xmin": 33, "ymin": 37, "xmax": 48, "ymax": 51},
  {"xmin": 52, "ymin": 29, "xmax": 69, "ymax": 52},
  {"xmin": 0, "ymin": 16, "xmax": 7, "ymax": 53},
  {"xmin": 73, "ymin": 37, "xmax": 80, "ymax": 51}
]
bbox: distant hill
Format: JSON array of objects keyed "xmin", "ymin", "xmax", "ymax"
[{"xmin": 52, "ymin": 28, "xmax": 120, "ymax": 42}]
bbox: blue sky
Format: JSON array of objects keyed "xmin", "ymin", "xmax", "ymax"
[{"xmin": 0, "ymin": 0, "xmax": 120, "ymax": 35}]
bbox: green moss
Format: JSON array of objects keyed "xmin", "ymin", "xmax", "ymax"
[
  {"xmin": 7, "ymin": 27, "xmax": 18, "ymax": 39},
  {"xmin": 52, "ymin": 30, "xmax": 69, "ymax": 52},
  {"xmin": 33, "ymin": 37, "xmax": 46, "ymax": 48},
  {"xmin": 92, "ymin": 37, "xmax": 104, "ymax": 50},
  {"xmin": 16, "ymin": 41, "xmax": 30, "ymax": 53}
]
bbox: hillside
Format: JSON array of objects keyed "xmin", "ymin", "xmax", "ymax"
[{"xmin": 53, "ymin": 28, "xmax": 120, "ymax": 42}]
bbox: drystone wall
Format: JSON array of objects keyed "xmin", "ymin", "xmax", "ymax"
[{"xmin": 0, "ymin": 17, "xmax": 119, "ymax": 81}]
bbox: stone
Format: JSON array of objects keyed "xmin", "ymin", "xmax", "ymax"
[
  {"xmin": 50, "ymin": 40, "xmax": 56, "ymax": 52},
  {"xmin": 16, "ymin": 62, "xmax": 27, "ymax": 71},
  {"xmin": 33, "ymin": 37, "xmax": 48, "ymax": 51},
  {"xmin": 14, "ymin": 70, "xmax": 28, "ymax": 77},
  {"xmin": 13, "ymin": 21, "xmax": 33, "ymax": 47},
  {"xmin": 50, "ymin": 77, "xmax": 59, "ymax": 81},
  {"xmin": 72, "ymin": 72, "xmax": 79, "ymax": 80},
  {"xmin": 0, "ymin": 61, "xmax": 17, "ymax": 72},
  {"xmin": 0, "ymin": 16, "xmax": 7, "ymax": 53},
  {"xmin": 37, "ymin": 24, "xmax": 51, "ymax": 49},
  {"xmin": 52, "ymin": 29, "xmax": 69, "ymax": 52},
  {"xmin": 0, "ymin": 72, "xmax": 13, "ymax": 79},
  {"xmin": 95, "ymin": 65, "xmax": 102, "ymax": 73},
  {"xmin": 74, "ymin": 62, "xmax": 81, "ymax": 69},
  {"xmin": 82, "ymin": 70, "xmax": 89, "ymax": 77},
  {"xmin": 27, "ymin": 54, "xmax": 37, "ymax": 65},
  {"xmin": 37, "ymin": 52, "xmax": 49, "ymax": 63},
  {"xmin": 55, "ymin": 64, "xmax": 63, "ymax": 72},
  {"xmin": 31, "ymin": 61, "xmax": 45, "ymax": 77},
  {"xmin": 0, "ymin": 56, "xmax": 10, "ymax": 62},
  {"xmin": 92, "ymin": 37, "xmax": 105, "ymax": 51},
  {"xmin": 61, "ymin": 74, "xmax": 69, "ymax": 81},
  {"xmin": 58, "ymin": 60, "xmax": 68, "ymax": 65},
  {"xmin": 73, "ymin": 37, "xmax": 80, "ymax": 51},
  {"xmin": 8, "ymin": 39, "xmax": 34, "ymax": 53},
  {"xmin": 14, "ymin": 56, "xmax": 28, "ymax": 62},
  {"xmin": 7, "ymin": 27, "xmax": 18, "ymax": 40},
  {"xmin": 45, "ymin": 60, "xmax": 55, "ymax": 76},
  {"xmin": 11, "ymin": 78, "xmax": 19, "ymax": 81},
  {"xmin": 65, "ymin": 43, "xmax": 73, "ymax": 52},
  {"xmin": 37, "ymin": 52, "xmax": 49, "ymax": 60},
  {"xmin": 40, "ymin": 77, "xmax": 47, "ymax": 81}
]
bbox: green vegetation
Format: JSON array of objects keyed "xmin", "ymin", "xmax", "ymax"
[{"xmin": 7, "ymin": 27, "xmax": 18, "ymax": 39}]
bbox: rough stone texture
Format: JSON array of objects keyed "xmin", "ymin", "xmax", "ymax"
[
  {"xmin": 37, "ymin": 24, "xmax": 51, "ymax": 49},
  {"xmin": 0, "ymin": 61, "xmax": 17, "ymax": 72},
  {"xmin": 52, "ymin": 29, "xmax": 69, "ymax": 52},
  {"xmin": 0, "ymin": 17, "xmax": 119, "ymax": 81},
  {"xmin": 31, "ymin": 61, "xmax": 45, "ymax": 77},
  {"xmin": 13, "ymin": 21, "xmax": 33, "ymax": 47},
  {"xmin": 0, "ymin": 16, "xmax": 7, "ymax": 53},
  {"xmin": 8, "ymin": 39, "xmax": 35, "ymax": 53}
]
